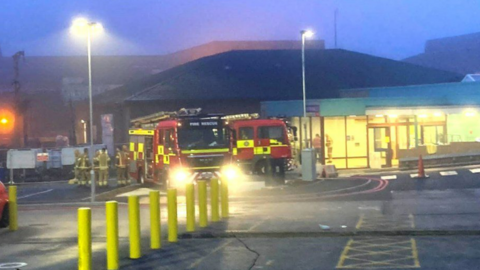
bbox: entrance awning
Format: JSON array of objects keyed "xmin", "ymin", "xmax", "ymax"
[{"xmin": 365, "ymin": 105, "xmax": 480, "ymax": 116}]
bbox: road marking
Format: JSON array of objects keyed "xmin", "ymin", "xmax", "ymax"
[
  {"xmin": 409, "ymin": 174, "xmax": 418, "ymax": 178},
  {"xmin": 17, "ymin": 189, "xmax": 54, "ymax": 199},
  {"xmin": 440, "ymin": 171, "xmax": 457, "ymax": 176},
  {"xmin": 338, "ymin": 215, "xmax": 420, "ymax": 269},
  {"xmin": 355, "ymin": 215, "xmax": 364, "ymax": 229},
  {"xmin": 381, "ymin": 175, "xmax": 397, "ymax": 180},
  {"xmin": 470, "ymin": 168, "xmax": 480, "ymax": 173},
  {"xmin": 411, "ymin": 239, "xmax": 420, "ymax": 267}
]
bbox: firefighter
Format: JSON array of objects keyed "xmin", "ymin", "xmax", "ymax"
[
  {"xmin": 73, "ymin": 149, "xmax": 81, "ymax": 185},
  {"xmin": 79, "ymin": 148, "xmax": 91, "ymax": 186},
  {"xmin": 98, "ymin": 148, "xmax": 110, "ymax": 187},
  {"xmin": 122, "ymin": 145, "xmax": 131, "ymax": 185},
  {"xmin": 93, "ymin": 150, "xmax": 101, "ymax": 186},
  {"xmin": 116, "ymin": 147, "xmax": 126, "ymax": 186}
]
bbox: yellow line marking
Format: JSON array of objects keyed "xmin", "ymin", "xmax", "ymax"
[
  {"xmin": 355, "ymin": 215, "xmax": 364, "ymax": 229},
  {"xmin": 410, "ymin": 238, "xmax": 420, "ymax": 267},
  {"xmin": 336, "ymin": 239, "xmax": 354, "ymax": 268}
]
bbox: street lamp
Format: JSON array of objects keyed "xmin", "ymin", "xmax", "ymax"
[
  {"xmin": 71, "ymin": 18, "xmax": 104, "ymax": 203},
  {"xmin": 301, "ymin": 30, "xmax": 314, "ymax": 148}
]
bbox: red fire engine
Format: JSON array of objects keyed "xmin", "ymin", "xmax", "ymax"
[
  {"xmin": 226, "ymin": 114, "xmax": 293, "ymax": 184},
  {"xmin": 128, "ymin": 108, "xmax": 236, "ymax": 187}
]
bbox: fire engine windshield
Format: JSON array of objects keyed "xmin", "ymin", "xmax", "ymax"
[{"xmin": 177, "ymin": 126, "xmax": 229, "ymax": 149}]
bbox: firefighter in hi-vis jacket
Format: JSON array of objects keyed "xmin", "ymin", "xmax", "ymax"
[
  {"xmin": 79, "ymin": 148, "xmax": 91, "ymax": 186},
  {"xmin": 97, "ymin": 148, "xmax": 110, "ymax": 187},
  {"xmin": 116, "ymin": 147, "xmax": 128, "ymax": 186}
]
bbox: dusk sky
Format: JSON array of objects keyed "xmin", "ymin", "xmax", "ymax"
[{"xmin": 1, "ymin": 0, "xmax": 480, "ymax": 60}]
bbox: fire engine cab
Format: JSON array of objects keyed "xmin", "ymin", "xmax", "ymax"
[
  {"xmin": 128, "ymin": 108, "xmax": 236, "ymax": 187},
  {"xmin": 226, "ymin": 114, "xmax": 293, "ymax": 183}
]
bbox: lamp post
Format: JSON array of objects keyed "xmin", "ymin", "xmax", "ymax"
[
  {"xmin": 71, "ymin": 18, "xmax": 103, "ymax": 202},
  {"xmin": 301, "ymin": 30, "xmax": 314, "ymax": 148}
]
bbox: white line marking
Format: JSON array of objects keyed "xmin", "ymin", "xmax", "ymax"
[
  {"xmin": 17, "ymin": 189, "xmax": 54, "ymax": 199},
  {"xmin": 381, "ymin": 175, "xmax": 397, "ymax": 180},
  {"xmin": 470, "ymin": 168, "xmax": 480, "ymax": 173},
  {"xmin": 410, "ymin": 174, "xmax": 418, "ymax": 178},
  {"xmin": 440, "ymin": 171, "xmax": 458, "ymax": 176}
]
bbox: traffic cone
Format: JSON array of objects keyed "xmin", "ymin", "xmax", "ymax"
[{"xmin": 417, "ymin": 155, "xmax": 428, "ymax": 179}]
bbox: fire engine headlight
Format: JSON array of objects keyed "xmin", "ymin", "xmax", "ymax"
[
  {"xmin": 172, "ymin": 169, "xmax": 189, "ymax": 183},
  {"xmin": 222, "ymin": 165, "xmax": 240, "ymax": 180}
]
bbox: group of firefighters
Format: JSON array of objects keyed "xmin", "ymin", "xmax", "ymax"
[{"xmin": 72, "ymin": 145, "xmax": 130, "ymax": 187}]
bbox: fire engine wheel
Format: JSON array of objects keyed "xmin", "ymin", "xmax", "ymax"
[
  {"xmin": 255, "ymin": 160, "xmax": 269, "ymax": 175},
  {"xmin": 0, "ymin": 204, "xmax": 9, "ymax": 228}
]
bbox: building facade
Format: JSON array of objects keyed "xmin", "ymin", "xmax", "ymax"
[{"xmin": 262, "ymin": 81, "xmax": 480, "ymax": 169}]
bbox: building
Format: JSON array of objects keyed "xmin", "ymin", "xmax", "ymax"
[
  {"xmin": 0, "ymin": 40, "xmax": 323, "ymax": 147},
  {"xmin": 405, "ymin": 32, "xmax": 480, "ymax": 74},
  {"xmin": 90, "ymin": 49, "xmax": 461, "ymax": 150},
  {"xmin": 262, "ymin": 80, "xmax": 480, "ymax": 169}
]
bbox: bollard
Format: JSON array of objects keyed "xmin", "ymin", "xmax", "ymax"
[
  {"xmin": 8, "ymin": 185, "xmax": 17, "ymax": 231},
  {"xmin": 150, "ymin": 190, "xmax": 161, "ymax": 249},
  {"xmin": 167, "ymin": 189, "xmax": 178, "ymax": 243},
  {"xmin": 221, "ymin": 179, "xmax": 229, "ymax": 219},
  {"xmin": 186, "ymin": 183, "xmax": 195, "ymax": 232},
  {"xmin": 78, "ymin": 208, "xmax": 91, "ymax": 270},
  {"xmin": 106, "ymin": 201, "xmax": 118, "ymax": 270},
  {"xmin": 198, "ymin": 181, "xmax": 208, "ymax": 227},
  {"xmin": 129, "ymin": 195, "xmax": 141, "ymax": 259},
  {"xmin": 211, "ymin": 179, "xmax": 220, "ymax": 222}
]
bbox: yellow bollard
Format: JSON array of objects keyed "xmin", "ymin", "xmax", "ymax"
[
  {"xmin": 78, "ymin": 208, "xmax": 91, "ymax": 270},
  {"xmin": 168, "ymin": 189, "xmax": 178, "ymax": 242},
  {"xmin": 106, "ymin": 201, "xmax": 118, "ymax": 270},
  {"xmin": 150, "ymin": 190, "xmax": 161, "ymax": 249},
  {"xmin": 8, "ymin": 185, "xmax": 17, "ymax": 231},
  {"xmin": 186, "ymin": 183, "xmax": 195, "ymax": 232},
  {"xmin": 129, "ymin": 195, "xmax": 141, "ymax": 259},
  {"xmin": 211, "ymin": 179, "xmax": 220, "ymax": 222},
  {"xmin": 221, "ymin": 179, "xmax": 229, "ymax": 219},
  {"xmin": 198, "ymin": 181, "xmax": 208, "ymax": 227}
]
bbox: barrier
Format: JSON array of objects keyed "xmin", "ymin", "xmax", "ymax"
[
  {"xmin": 186, "ymin": 183, "xmax": 195, "ymax": 232},
  {"xmin": 8, "ymin": 186, "xmax": 17, "ymax": 231},
  {"xmin": 78, "ymin": 208, "xmax": 91, "ymax": 270},
  {"xmin": 168, "ymin": 189, "xmax": 178, "ymax": 243},
  {"xmin": 198, "ymin": 181, "xmax": 208, "ymax": 227},
  {"xmin": 106, "ymin": 201, "xmax": 119, "ymax": 270},
  {"xmin": 221, "ymin": 179, "xmax": 229, "ymax": 219},
  {"xmin": 211, "ymin": 179, "xmax": 220, "ymax": 222},
  {"xmin": 128, "ymin": 196, "xmax": 141, "ymax": 259},
  {"xmin": 150, "ymin": 191, "xmax": 161, "ymax": 249}
]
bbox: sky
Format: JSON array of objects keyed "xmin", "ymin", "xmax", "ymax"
[{"xmin": 1, "ymin": 0, "xmax": 480, "ymax": 60}]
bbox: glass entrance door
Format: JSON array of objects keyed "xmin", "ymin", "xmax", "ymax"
[{"xmin": 368, "ymin": 127, "xmax": 392, "ymax": 168}]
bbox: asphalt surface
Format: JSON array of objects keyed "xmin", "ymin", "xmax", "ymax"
[{"xmin": 2, "ymin": 167, "xmax": 480, "ymax": 269}]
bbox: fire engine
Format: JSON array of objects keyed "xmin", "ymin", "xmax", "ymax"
[
  {"xmin": 226, "ymin": 114, "xmax": 293, "ymax": 183},
  {"xmin": 128, "ymin": 108, "xmax": 236, "ymax": 187}
]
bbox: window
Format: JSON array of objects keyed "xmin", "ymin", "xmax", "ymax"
[
  {"xmin": 165, "ymin": 129, "xmax": 174, "ymax": 149},
  {"xmin": 238, "ymin": 127, "xmax": 254, "ymax": 140},
  {"xmin": 258, "ymin": 126, "xmax": 286, "ymax": 143}
]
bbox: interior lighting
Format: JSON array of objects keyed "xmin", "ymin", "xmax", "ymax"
[
  {"xmin": 466, "ymin": 111, "xmax": 476, "ymax": 117},
  {"xmin": 375, "ymin": 115, "xmax": 384, "ymax": 118},
  {"xmin": 388, "ymin": 114, "xmax": 398, "ymax": 118},
  {"xmin": 418, "ymin": 114, "xmax": 428, "ymax": 118},
  {"xmin": 433, "ymin": 112, "xmax": 443, "ymax": 117}
]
